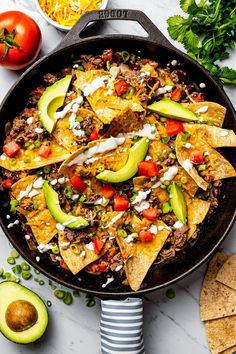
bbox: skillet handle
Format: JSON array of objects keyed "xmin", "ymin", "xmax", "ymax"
[
  {"xmin": 100, "ymin": 298, "xmax": 145, "ymax": 354},
  {"xmin": 56, "ymin": 9, "xmax": 174, "ymax": 50}
]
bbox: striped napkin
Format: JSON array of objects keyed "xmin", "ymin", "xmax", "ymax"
[{"xmin": 100, "ymin": 298, "xmax": 145, "ymax": 354}]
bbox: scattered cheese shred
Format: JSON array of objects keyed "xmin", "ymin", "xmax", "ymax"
[{"xmin": 39, "ymin": 0, "xmax": 103, "ymax": 27}]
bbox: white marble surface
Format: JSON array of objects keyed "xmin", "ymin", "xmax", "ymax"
[{"xmin": 0, "ymin": 1, "xmax": 236, "ymax": 353}]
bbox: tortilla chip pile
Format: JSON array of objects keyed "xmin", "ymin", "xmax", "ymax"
[{"xmin": 200, "ymin": 251, "xmax": 236, "ymax": 354}]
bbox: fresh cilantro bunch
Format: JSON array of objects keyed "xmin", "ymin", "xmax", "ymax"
[{"xmin": 167, "ymin": 0, "xmax": 236, "ymax": 84}]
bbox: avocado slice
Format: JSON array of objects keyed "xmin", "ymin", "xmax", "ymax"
[
  {"xmin": 147, "ymin": 98, "xmax": 199, "ymax": 122},
  {"xmin": 169, "ymin": 182, "xmax": 187, "ymax": 224},
  {"xmin": 0, "ymin": 281, "xmax": 48, "ymax": 344},
  {"xmin": 96, "ymin": 136, "xmax": 149, "ymax": 183},
  {"xmin": 43, "ymin": 181, "xmax": 88, "ymax": 229},
  {"xmin": 38, "ymin": 75, "xmax": 72, "ymax": 133}
]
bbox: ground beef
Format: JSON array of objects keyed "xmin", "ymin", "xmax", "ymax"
[
  {"xmin": 43, "ymin": 73, "xmax": 58, "ymax": 85},
  {"xmin": 162, "ymin": 213, "xmax": 177, "ymax": 226},
  {"xmin": 63, "ymin": 229, "xmax": 77, "ymax": 242},
  {"xmin": 159, "ymin": 245, "xmax": 175, "ymax": 260},
  {"xmin": 173, "ymin": 225, "xmax": 189, "ymax": 251},
  {"xmin": 119, "ymin": 64, "xmax": 142, "ymax": 87}
]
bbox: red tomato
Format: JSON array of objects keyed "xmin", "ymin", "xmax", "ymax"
[
  {"xmin": 0, "ymin": 11, "xmax": 41, "ymax": 70},
  {"xmin": 139, "ymin": 230, "xmax": 153, "ymax": 243},
  {"xmin": 190, "ymin": 150, "xmax": 204, "ymax": 164},
  {"xmin": 102, "ymin": 48, "xmax": 113, "ymax": 62},
  {"xmin": 88, "ymin": 129, "xmax": 99, "ymax": 141},
  {"xmin": 113, "ymin": 195, "xmax": 129, "ymax": 211},
  {"xmin": 138, "ymin": 161, "xmax": 159, "ymax": 177},
  {"xmin": 171, "ymin": 88, "xmax": 182, "ymax": 102},
  {"xmin": 92, "ymin": 238, "xmax": 105, "ymax": 255},
  {"xmin": 192, "ymin": 93, "xmax": 204, "ymax": 102},
  {"xmin": 166, "ymin": 120, "xmax": 184, "ymax": 136},
  {"xmin": 114, "ymin": 80, "xmax": 128, "ymax": 96},
  {"xmin": 38, "ymin": 144, "xmax": 51, "ymax": 158},
  {"xmin": 142, "ymin": 208, "xmax": 158, "ymax": 221},
  {"xmin": 3, "ymin": 140, "xmax": 20, "ymax": 157},
  {"xmin": 70, "ymin": 176, "xmax": 87, "ymax": 193},
  {"xmin": 97, "ymin": 263, "xmax": 107, "ymax": 272},
  {"xmin": 60, "ymin": 259, "xmax": 70, "ymax": 271},
  {"xmin": 101, "ymin": 184, "xmax": 116, "ymax": 199},
  {"xmin": 2, "ymin": 179, "xmax": 14, "ymax": 189}
]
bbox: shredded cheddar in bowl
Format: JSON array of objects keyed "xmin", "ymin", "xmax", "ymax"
[{"xmin": 38, "ymin": 0, "xmax": 103, "ymax": 27}]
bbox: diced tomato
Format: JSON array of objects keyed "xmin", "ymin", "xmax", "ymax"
[
  {"xmin": 60, "ymin": 259, "xmax": 70, "ymax": 271},
  {"xmin": 114, "ymin": 80, "xmax": 128, "ymax": 96},
  {"xmin": 88, "ymin": 264, "xmax": 98, "ymax": 273},
  {"xmin": 2, "ymin": 179, "xmax": 14, "ymax": 189},
  {"xmin": 97, "ymin": 263, "xmax": 107, "ymax": 272},
  {"xmin": 142, "ymin": 208, "xmax": 158, "ymax": 221},
  {"xmin": 205, "ymin": 175, "xmax": 214, "ymax": 182},
  {"xmin": 140, "ymin": 59, "xmax": 150, "ymax": 65},
  {"xmin": 89, "ymin": 129, "xmax": 99, "ymax": 141},
  {"xmin": 92, "ymin": 238, "xmax": 105, "ymax": 255},
  {"xmin": 171, "ymin": 88, "xmax": 182, "ymax": 102},
  {"xmin": 192, "ymin": 92, "xmax": 204, "ymax": 102},
  {"xmin": 70, "ymin": 176, "xmax": 87, "ymax": 193},
  {"xmin": 3, "ymin": 140, "xmax": 21, "ymax": 157},
  {"xmin": 139, "ymin": 230, "xmax": 153, "ymax": 243},
  {"xmin": 102, "ymin": 48, "xmax": 113, "ymax": 62},
  {"xmin": 38, "ymin": 144, "xmax": 51, "ymax": 158},
  {"xmin": 166, "ymin": 120, "xmax": 184, "ymax": 136},
  {"xmin": 113, "ymin": 195, "xmax": 129, "ymax": 211},
  {"xmin": 138, "ymin": 161, "xmax": 159, "ymax": 177},
  {"xmin": 190, "ymin": 150, "xmax": 204, "ymax": 164},
  {"xmin": 101, "ymin": 184, "xmax": 116, "ymax": 199}
]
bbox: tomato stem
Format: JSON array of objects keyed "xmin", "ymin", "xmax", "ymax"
[{"xmin": 0, "ymin": 28, "xmax": 21, "ymax": 61}]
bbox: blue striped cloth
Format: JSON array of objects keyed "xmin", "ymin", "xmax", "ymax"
[{"xmin": 100, "ymin": 298, "xmax": 145, "ymax": 354}]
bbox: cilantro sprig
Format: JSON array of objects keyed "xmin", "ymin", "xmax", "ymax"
[{"xmin": 167, "ymin": 0, "xmax": 236, "ymax": 84}]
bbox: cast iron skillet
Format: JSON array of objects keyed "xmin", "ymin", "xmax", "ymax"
[{"xmin": 0, "ymin": 9, "xmax": 236, "ymax": 300}]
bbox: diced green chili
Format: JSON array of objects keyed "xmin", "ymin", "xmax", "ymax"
[
  {"xmin": 10, "ymin": 249, "xmax": 19, "ymax": 258},
  {"xmin": 73, "ymin": 290, "xmax": 80, "ymax": 298},
  {"xmin": 35, "ymin": 140, "xmax": 42, "ymax": 148},
  {"xmin": 86, "ymin": 294, "xmax": 96, "ymax": 307},
  {"xmin": 163, "ymin": 180, "xmax": 170, "ymax": 186},
  {"xmin": 12, "ymin": 265, "xmax": 22, "ymax": 275},
  {"xmin": 162, "ymin": 202, "xmax": 171, "ymax": 214},
  {"xmin": 10, "ymin": 199, "xmax": 19, "ymax": 213},
  {"xmin": 21, "ymin": 262, "xmax": 30, "ymax": 271},
  {"xmin": 161, "ymin": 136, "xmax": 170, "ymax": 144},
  {"xmin": 117, "ymin": 229, "xmax": 127, "ymax": 238},
  {"xmin": 63, "ymin": 292, "xmax": 73, "ymax": 305},
  {"xmin": 198, "ymin": 164, "xmax": 206, "ymax": 171},
  {"xmin": 33, "ymin": 200, "xmax": 38, "ymax": 211},
  {"xmin": 101, "ymin": 214, "xmax": 108, "ymax": 223},
  {"xmin": 22, "ymin": 271, "xmax": 32, "ymax": 280},
  {"xmin": 43, "ymin": 165, "xmax": 51, "ymax": 174},
  {"xmin": 79, "ymin": 194, "xmax": 86, "ymax": 202},
  {"xmin": 54, "ymin": 290, "xmax": 66, "ymax": 299},
  {"xmin": 7, "ymin": 257, "xmax": 15, "ymax": 265},
  {"xmin": 39, "ymin": 280, "xmax": 45, "ymax": 286},
  {"xmin": 166, "ymin": 288, "xmax": 176, "ymax": 299},
  {"xmin": 106, "ymin": 60, "xmax": 111, "ymax": 71},
  {"xmin": 77, "ymin": 65, "xmax": 85, "ymax": 71},
  {"xmin": 160, "ymin": 184, "xmax": 167, "ymax": 190},
  {"xmin": 52, "ymin": 247, "xmax": 60, "ymax": 255},
  {"xmin": 169, "ymin": 153, "xmax": 176, "ymax": 159},
  {"xmin": 120, "ymin": 51, "xmax": 130, "ymax": 62},
  {"xmin": 160, "ymin": 117, "xmax": 167, "ymax": 122},
  {"xmin": 94, "ymin": 205, "xmax": 100, "ymax": 212}
]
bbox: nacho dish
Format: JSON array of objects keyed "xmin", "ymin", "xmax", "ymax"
[{"xmin": 1, "ymin": 49, "xmax": 236, "ymax": 291}]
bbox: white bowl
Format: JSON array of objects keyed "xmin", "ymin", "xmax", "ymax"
[{"xmin": 35, "ymin": 0, "xmax": 108, "ymax": 32}]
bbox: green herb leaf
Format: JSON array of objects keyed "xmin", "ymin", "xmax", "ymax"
[
  {"xmin": 183, "ymin": 29, "xmax": 202, "ymax": 54},
  {"xmin": 167, "ymin": 15, "xmax": 189, "ymax": 41},
  {"xmin": 180, "ymin": 0, "xmax": 197, "ymax": 13}
]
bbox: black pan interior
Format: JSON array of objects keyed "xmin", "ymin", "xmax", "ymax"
[{"xmin": 0, "ymin": 37, "xmax": 235, "ymax": 299}]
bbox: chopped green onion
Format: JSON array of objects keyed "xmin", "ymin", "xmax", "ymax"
[
  {"xmin": 122, "ymin": 87, "xmax": 135, "ymax": 100},
  {"xmin": 162, "ymin": 202, "xmax": 171, "ymax": 214},
  {"xmin": 97, "ymin": 164, "xmax": 105, "ymax": 172},
  {"xmin": 63, "ymin": 292, "xmax": 73, "ymax": 305},
  {"xmin": 94, "ymin": 205, "xmax": 100, "ymax": 212},
  {"xmin": 35, "ymin": 140, "xmax": 42, "ymax": 148},
  {"xmin": 198, "ymin": 164, "xmax": 206, "ymax": 171},
  {"xmin": 54, "ymin": 290, "xmax": 66, "ymax": 299},
  {"xmin": 7, "ymin": 257, "xmax": 15, "ymax": 265},
  {"xmin": 130, "ymin": 232, "xmax": 138, "ymax": 238},
  {"xmin": 34, "ymin": 268, "xmax": 40, "ymax": 275},
  {"xmin": 76, "ymin": 115, "xmax": 83, "ymax": 122},
  {"xmin": 117, "ymin": 229, "xmax": 127, "ymax": 238},
  {"xmin": 43, "ymin": 165, "xmax": 51, "ymax": 173},
  {"xmin": 77, "ymin": 65, "xmax": 84, "ymax": 71},
  {"xmin": 10, "ymin": 199, "xmax": 19, "ymax": 213},
  {"xmin": 22, "ymin": 271, "xmax": 32, "ymax": 280},
  {"xmin": 160, "ymin": 117, "xmax": 167, "ymax": 122},
  {"xmin": 122, "ymin": 184, "xmax": 130, "ymax": 191},
  {"xmin": 72, "ymin": 246, "xmax": 81, "ymax": 255},
  {"xmin": 52, "ymin": 247, "xmax": 60, "ymax": 255},
  {"xmin": 10, "ymin": 249, "xmax": 19, "ymax": 258},
  {"xmin": 24, "ymin": 158, "xmax": 31, "ymax": 163},
  {"xmin": 120, "ymin": 51, "xmax": 130, "ymax": 62},
  {"xmin": 169, "ymin": 153, "xmax": 176, "ymax": 159},
  {"xmin": 160, "ymin": 184, "xmax": 167, "ymax": 190},
  {"xmin": 21, "ymin": 262, "xmax": 30, "ymax": 271},
  {"xmin": 163, "ymin": 180, "xmax": 170, "ymax": 186},
  {"xmin": 12, "ymin": 265, "xmax": 22, "ymax": 275},
  {"xmin": 181, "ymin": 131, "xmax": 191, "ymax": 141},
  {"xmin": 101, "ymin": 214, "xmax": 108, "ymax": 222},
  {"xmin": 106, "ymin": 60, "xmax": 111, "ymax": 71},
  {"xmin": 79, "ymin": 194, "xmax": 86, "ymax": 202},
  {"xmin": 180, "ymin": 176, "xmax": 188, "ymax": 184},
  {"xmin": 33, "ymin": 200, "xmax": 38, "ymax": 210},
  {"xmin": 39, "ymin": 280, "xmax": 45, "ymax": 286},
  {"xmin": 64, "ymin": 186, "xmax": 74, "ymax": 199},
  {"xmin": 166, "ymin": 288, "xmax": 176, "ymax": 299},
  {"xmin": 161, "ymin": 136, "xmax": 170, "ymax": 144}
]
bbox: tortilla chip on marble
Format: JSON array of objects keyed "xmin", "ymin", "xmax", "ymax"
[
  {"xmin": 200, "ymin": 251, "xmax": 236, "ymax": 321},
  {"xmin": 182, "ymin": 101, "xmax": 226, "ymax": 127},
  {"xmin": 206, "ymin": 316, "xmax": 236, "ymax": 354},
  {"xmin": 11, "ymin": 175, "xmax": 57, "ymax": 244},
  {"xmin": 216, "ymin": 254, "xmax": 236, "ymax": 291}
]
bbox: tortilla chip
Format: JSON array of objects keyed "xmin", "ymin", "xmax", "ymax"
[
  {"xmin": 205, "ymin": 316, "xmax": 236, "ymax": 354},
  {"xmin": 58, "ymin": 232, "xmax": 111, "ymax": 275},
  {"xmin": 173, "ymin": 167, "xmax": 199, "ymax": 197},
  {"xmin": 104, "ymin": 109, "xmax": 143, "ymax": 137},
  {"xmin": 185, "ymin": 194, "xmax": 210, "ymax": 239},
  {"xmin": 75, "ymin": 70, "xmax": 144, "ymax": 124},
  {"xmin": 53, "ymin": 108, "xmax": 103, "ymax": 152},
  {"xmin": 200, "ymin": 251, "xmax": 236, "ymax": 321},
  {"xmin": 216, "ymin": 254, "xmax": 236, "ymax": 291},
  {"xmin": 116, "ymin": 218, "xmax": 171, "ymax": 291},
  {"xmin": 221, "ymin": 345, "xmax": 236, "ymax": 354},
  {"xmin": 0, "ymin": 141, "xmax": 70, "ymax": 172},
  {"xmin": 182, "ymin": 101, "xmax": 226, "ymax": 127},
  {"xmin": 11, "ymin": 175, "xmax": 57, "ymax": 244}
]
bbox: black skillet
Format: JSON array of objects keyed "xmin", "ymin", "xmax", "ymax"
[{"xmin": 0, "ymin": 9, "xmax": 235, "ymax": 352}]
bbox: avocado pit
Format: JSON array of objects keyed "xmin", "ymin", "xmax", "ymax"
[{"xmin": 5, "ymin": 300, "xmax": 38, "ymax": 332}]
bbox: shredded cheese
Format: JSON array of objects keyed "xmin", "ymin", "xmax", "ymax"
[{"xmin": 39, "ymin": 0, "xmax": 103, "ymax": 27}]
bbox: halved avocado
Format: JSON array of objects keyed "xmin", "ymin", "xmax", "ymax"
[
  {"xmin": 169, "ymin": 182, "xmax": 187, "ymax": 224},
  {"xmin": 38, "ymin": 75, "xmax": 72, "ymax": 133},
  {"xmin": 147, "ymin": 98, "xmax": 199, "ymax": 122},
  {"xmin": 43, "ymin": 181, "xmax": 89, "ymax": 229},
  {"xmin": 0, "ymin": 281, "xmax": 48, "ymax": 344},
  {"xmin": 96, "ymin": 136, "xmax": 149, "ymax": 183}
]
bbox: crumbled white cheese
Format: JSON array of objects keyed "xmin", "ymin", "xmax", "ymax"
[
  {"xmin": 1, "ymin": 155, "xmax": 7, "ymax": 160},
  {"xmin": 157, "ymin": 225, "xmax": 171, "ymax": 231},
  {"xmin": 182, "ymin": 159, "xmax": 193, "ymax": 172},
  {"xmin": 102, "ymin": 276, "xmax": 114, "ymax": 288},
  {"xmin": 185, "ymin": 143, "xmax": 192, "ymax": 149},
  {"xmin": 50, "ymin": 179, "xmax": 58, "ymax": 186},
  {"xmin": 145, "ymin": 155, "xmax": 152, "ymax": 161},
  {"xmin": 72, "ymin": 128, "xmax": 85, "ymax": 137},
  {"xmin": 18, "ymin": 184, "xmax": 33, "ymax": 201},
  {"xmin": 95, "ymin": 196, "xmax": 108, "ymax": 205},
  {"xmin": 37, "ymin": 243, "xmax": 54, "ymax": 253},
  {"xmin": 58, "ymin": 177, "xmax": 68, "ymax": 184},
  {"xmin": 131, "ymin": 190, "xmax": 151, "ymax": 205},
  {"xmin": 34, "ymin": 157, "xmax": 41, "ymax": 162},
  {"xmin": 80, "ymin": 250, "xmax": 86, "ymax": 258},
  {"xmin": 173, "ymin": 221, "xmax": 184, "ymax": 229},
  {"xmin": 73, "ymin": 64, "xmax": 79, "ymax": 69},
  {"xmin": 60, "ymin": 242, "xmax": 70, "ymax": 249},
  {"xmin": 125, "ymin": 235, "xmax": 134, "ymax": 243},
  {"xmin": 6, "ymin": 215, "xmax": 10, "ymax": 220},
  {"xmin": 169, "ymin": 194, "xmax": 173, "ymax": 199},
  {"xmin": 195, "ymin": 105, "xmax": 208, "ymax": 114},
  {"xmin": 171, "ymin": 60, "xmax": 178, "ymax": 66},
  {"xmin": 28, "ymin": 190, "xmax": 39, "ymax": 198},
  {"xmin": 56, "ymin": 223, "xmax": 65, "ymax": 231},
  {"xmin": 134, "ymin": 201, "xmax": 150, "ymax": 213},
  {"xmin": 110, "ymin": 66, "xmax": 120, "ymax": 78},
  {"xmin": 72, "ymin": 194, "xmax": 79, "ymax": 200},
  {"xmin": 220, "ymin": 130, "xmax": 229, "ymax": 137},
  {"xmin": 199, "ymin": 82, "xmax": 206, "ymax": 89},
  {"xmin": 35, "ymin": 127, "xmax": 44, "ymax": 134},
  {"xmin": 67, "ymin": 137, "xmax": 125, "ymax": 166},
  {"xmin": 155, "ymin": 85, "xmax": 173, "ymax": 96},
  {"xmin": 149, "ymin": 224, "xmax": 157, "ymax": 234},
  {"xmin": 33, "ymin": 177, "xmax": 44, "ymax": 189},
  {"xmin": 25, "ymin": 234, "xmax": 30, "ymax": 240},
  {"xmin": 115, "ymin": 264, "xmax": 123, "ymax": 272},
  {"xmin": 204, "ymin": 151, "xmax": 209, "ymax": 156},
  {"xmin": 86, "ymin": 242, "xmax": 95, "ymax": 251},
  {"xmin": 26, "ymin": 117, "xmax": 33, "ymax": 124},
  {"xmin": 151, "ymin": 181, "xmax": 161, "ymax": 189},
  {"xmin": 36, "ymin": 256, "xmax": 40, "ymax": 262}
]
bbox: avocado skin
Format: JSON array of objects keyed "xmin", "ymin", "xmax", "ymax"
[
  {"xmin": 0, "ymin": 281, "xmax": 48, "ymax": 344},
  {"xmin": 43, "ymin": 181, "xmax": 89, "ymax": 229},
  {"xmin": 169, "ymin": 182, "xmax": 187, "ymax": 224},
  {"xmin": 38, "ymin": 75, "xmax": 72, "ymax": 133},
  {"xmin": 147, "ymin": 98, "xmax": 199, "ymax": 122},
  {"xmin": 96, "ymin": 136, "xmax": 149, "ymax": 183}
]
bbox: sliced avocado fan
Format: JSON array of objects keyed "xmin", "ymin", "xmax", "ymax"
[
  {"xmin": 96, "ymin": 136, "xmax": 149, "ymax": 183},
  {"xmin": 169, "ymin": 182, "xmax": 187, "ymax": 224},
  {"xmin": 0, "ymin": 281, "xmax": 48, "ymax": 344},
  {"xmin": 38, "ymin": 75, "xmax": 72, "ymax": 133},
  {"xmin": 43, "ymin": 181, "xmax": 88, "ymax": 229},
  {"xmin": 147, "ymin": 98, "xmax": 199, "ymax": 122}
]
